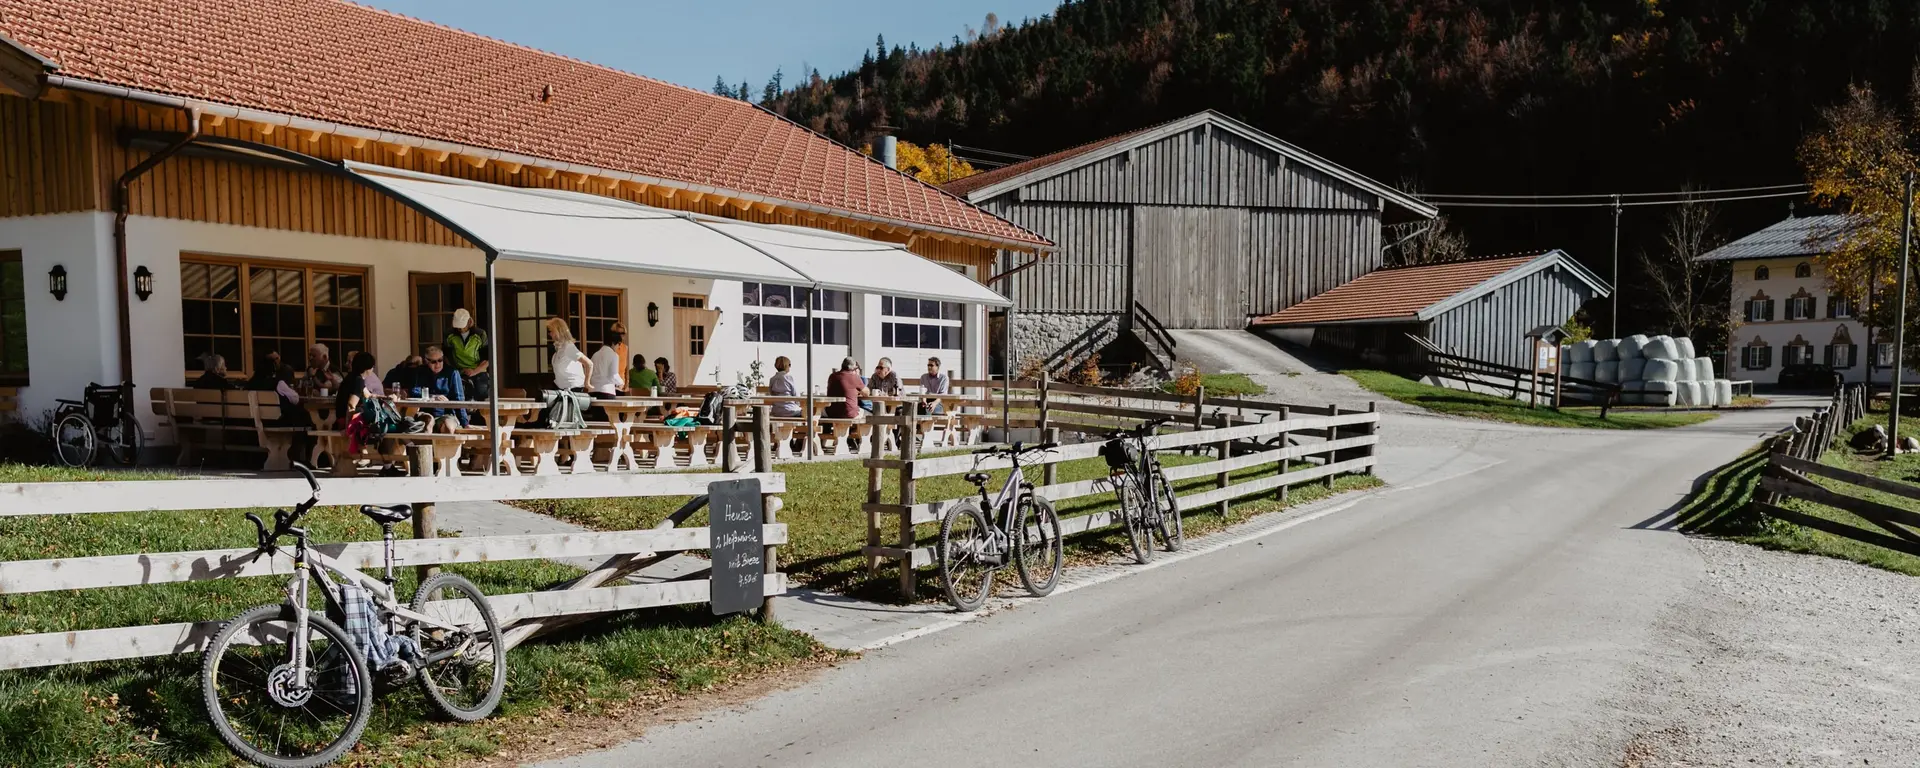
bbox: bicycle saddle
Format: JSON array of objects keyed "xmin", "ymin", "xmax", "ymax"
[
  {"xmin": 358, "ymin": 504, "xmax": 413, "ymax": 525},
  {"xmin": 964, "ymin": 472, "xmax": 990, "ymax": 485}
]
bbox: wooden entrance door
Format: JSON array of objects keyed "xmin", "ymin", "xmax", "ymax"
[
  {"xmin": 409, "ymin": 271, "xmax": 475, "ymax": 356},
  {"xmin": 672, "ymin": 294, "xmax": 717, "ymax": 385},
  {"xmin": 497, "ymin": 279, "xmax": 568, "ymax": 395},
  {"xmin": 1133, "ymin": 207, "xmax": 1249, "ymax": 328}
]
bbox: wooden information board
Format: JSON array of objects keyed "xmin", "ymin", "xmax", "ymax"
[{"xmin": 707, "ymin": 478, "xmax": 765, "ymax": 616}]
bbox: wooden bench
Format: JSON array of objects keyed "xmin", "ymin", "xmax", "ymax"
[
  {"xmin": 502, "ymin": 427, "xmax": 615, "ymax": 475},
  {"xmin": 633, "ymin": 423, "xmax": 726, "ymax": 469},
  {"xmin": 308, "ymin": 430, "xmax": 478, "ymax": 477},
  {"xmin": 150, "ymin": 388, "xmax": 307, "ymax": 470},
  {"xmin": 816, "ymin": 417, "xmax": 871, "ymax": 456}
]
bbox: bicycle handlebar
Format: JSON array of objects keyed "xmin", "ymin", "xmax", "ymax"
[
  {"xmin": 972, "ymin": 441, "xmax": 1060, "ymax": 457},
  {"xmin": 248, "ymin": 464, "xmax": 322, "ymax": 549},
  {"xmin": 1106, "ymin": 417, "xmax": 1171, "ymax": 441}
]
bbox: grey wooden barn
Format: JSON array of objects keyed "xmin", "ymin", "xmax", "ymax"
[
  {"xmin": 1250, "ymin": 251, "xmax": 1611, "ymax": 370},
  {"xmin": 944, "ymin": 110, "xmax": 1436, "ymax": 374}
]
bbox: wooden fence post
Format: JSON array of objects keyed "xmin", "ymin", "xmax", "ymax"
[
  {"xmin": 721, "ymin": 407, "xmax": 740, "ymax": 473},
  {"xmin": 897, "ymin": 400, "xmax": 920, "ymax": 601},
  {"xmin": 1325, "ymin": 404, "xmax": 1340, "ymax": 489},
  {"xmin": 1043, "ymin": 427, "xmax": 1061, "ymax": 487},
  {"xmin": 1214, "ymin": 413, "xmax": 1231, "ymax": 516},
  {"xmin": 752, "ymin": 405, "xmax": 778, "ymax": 623},
  {"xmin": 1190, "ymin": 385, "xmax": 1206, "ymax": 455},
  {"xmin": 1275, "ymin": 406, "xmax": 1290, "ymax": 502},
  {"xmin": 866, "ymin": 403, "xmax": 888, "ymax": 575},
  {"xmin": 407, "ymin": 443, "xmax": 439, "ymax": 584},
  {"xmin": 1037, "ymin": 372, "xmax": 1051, "ymax": 436}
]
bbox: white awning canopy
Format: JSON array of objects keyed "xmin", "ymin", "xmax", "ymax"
[{"xmin": 345, "ymin": 162, "xmax": 1009, "ymax": 306}]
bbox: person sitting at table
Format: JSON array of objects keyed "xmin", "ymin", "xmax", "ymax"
[
  {"xmin": 869, "ymin": 357, "xmax": 903, "ymax": 396},
  {"xmin": 247, "ymin": 350, "xmax": 283, "ymax": 391},
  {"xmin": 548, "ymin": 317, "xmax": 592, "ymax": 393},
  {"xmin": 300, "ymin": 343, "xmax": 342, "ymax": 396},
  {"xmin": 629, "ymin": 353, "xmax": 659, "ymax": 394},
  {"xmin": 827, "ymin": 357, "xmax": 869, "ymax": 420},
  {"xmin": 920, "ymin": 356, "xmax": 951, "ymax": 413},
  {"xmin": 588, "ymin": 328, "xmax": 625, "ymax": 400},
  {"xmin": 355, "ymin": 353, "xmax": 385, "ymax": 398},
  {"xmin": 270, "ymin": 363, "xmax": 316, "ymax": 461},
  {"xmin": 337, "ymin": 351, "xmax": 378, "ymax": 454},
  {"xmin": 383, "ymin": 354, "xmax": 427, "ymax": 393},
  {"xmin": 418, "ymin": 346, "xmax": 468, "ymax": 433},
  {"xmin": 192, "ymin": 353, "xmax": 238, "ymax": 390},
  {"xmin": 445, "ymin": 308, "xmax": 492, "ymax": 402},
  {"xmin": 768, "ymin": 356, "xmax": 802, "ymax": 417},
  {"xmin": 653, "ymin": 357, "xmax": 678, "ymax": 395}
]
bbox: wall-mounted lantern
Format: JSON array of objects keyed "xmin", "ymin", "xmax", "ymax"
[
  {"xmin": 647, "ymin": 301, "xmax": 660, "ymax": 327},
  {"xmin": 48, "ymin": 264, "xmax": 67, "ymax": 301},
  {"xmin": 133, "ymin": 266, "xmax": 154, "ymax": 302}
]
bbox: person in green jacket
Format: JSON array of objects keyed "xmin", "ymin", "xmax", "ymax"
[
  {"xmin": 444, "ymin": 308, "xmax": 492, "ymax": 401},
  {"xmin": 628, "ymin": 353, "xmax": 660, "ymax": 394}
]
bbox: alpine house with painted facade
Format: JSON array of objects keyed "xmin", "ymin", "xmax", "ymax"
[
  {"xmin": 0, "ymin": 0, "xmax": 1048, "ymax": 439},
  {"xmin": 943, "ymin": 110, "xmax": 1436, "ymax": 375},
  {"xmin": 1695, "ymin": 214, "xmax": 1882, "ymax": 385}
]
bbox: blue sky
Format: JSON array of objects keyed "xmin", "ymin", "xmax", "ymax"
[{"xmin": 360, "ymin": 0, "xmax": 1063, "ymax": 93}]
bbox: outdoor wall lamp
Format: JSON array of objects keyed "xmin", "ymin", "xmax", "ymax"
[
  {"xmin": 133, "ymin": 266, "xmax": 154, "ymax": 301},
  {"xmin": 647, "ymin": 301, "xmax": 660, "ymax": 327},
  {"xmin": 48, "ymin": 264, "xmax": 67, "ymax": 301}
]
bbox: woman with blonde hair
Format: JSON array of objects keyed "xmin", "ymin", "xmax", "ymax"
[{"xmin": 546, "ymin": 316, "xmax": 592, "ymax": 392}]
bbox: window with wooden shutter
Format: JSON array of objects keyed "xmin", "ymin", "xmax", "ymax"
[{"xmin": 1763, "ymin": 299, "xmax": 1775, "ymax": 321}]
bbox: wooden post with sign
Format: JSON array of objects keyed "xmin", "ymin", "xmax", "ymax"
[
  {"xmin": 752, "ymin": 405, "xmax": 778, "ymax": 623},
  {"xmin": 1525, "ymin": 326, "xmax": 1568, "ymax": 410}
]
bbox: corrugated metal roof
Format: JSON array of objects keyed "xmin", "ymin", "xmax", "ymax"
[
  {"xmin": 1695, "ymin": 214, "xmax": 1853, "ymax": 262},
  {"xmin": 1250, "ymin": 255, "xmax": 1545, "ymax": 327}
]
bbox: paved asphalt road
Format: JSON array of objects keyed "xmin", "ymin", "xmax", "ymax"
[{"xmin": 536, "ymin": 401, "xmax": 1813, "ymax": 768}]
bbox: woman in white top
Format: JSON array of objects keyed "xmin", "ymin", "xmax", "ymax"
[
  {"xmin": 588, "ymin": 327, "xmax": 625, "ymax": 398},
  {"xmin": 768, "ymin": 355, "xmax": 801, "ymax": 417},
  {"xmin": 546, "ymin": 316, "xmax": 592, "ymax": 392}
]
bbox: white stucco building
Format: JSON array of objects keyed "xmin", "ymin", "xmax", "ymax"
[{"xmin": 1698, "ymin": 214, "xmax": 1886, "ymax": 386}]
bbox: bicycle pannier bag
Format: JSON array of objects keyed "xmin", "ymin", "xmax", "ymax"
[{"xmin": 1100, "ymin": 438, "xmax": 1139, "ymax": 471}]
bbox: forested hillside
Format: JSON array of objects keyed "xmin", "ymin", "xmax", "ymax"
[{"xmin": 758, "ymin": 0, "xmax": 1920, "ymax": 331}]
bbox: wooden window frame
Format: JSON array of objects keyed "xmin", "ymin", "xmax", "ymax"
[
  {"xmin": 180, "ymin": 253, "xmax": 374, "ymax": 382},
  {"xmin": 408, "ymin": 271, "xmax": 477, "ymax": 356},
  {"xmin": 0, "ymin": 250, "xmax": 25, "ymax": 386},
  {"xmin": 568, "ymin": 285, "xmax": 627, "ymax": 354}
]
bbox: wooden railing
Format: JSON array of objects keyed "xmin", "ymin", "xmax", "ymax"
[
  {"xmin": 0, "ymin": 409, "xmax": 790, "ymax": 671},
  {"xmin": 1132, "ymin": 300, "xmax": 1178, "ymax": 368},
  {"xmin": 1770, "ymin": 384, "xmax": 1866, "ymax": 462},
  {"xmin": 1413, "ymin": 343, "xmax": 1620, "ymax": 415},
  {"xmin": 860, "ymin": 395, "xmax": 1380, "ymax": 599},
  {"xmin": 1748, "ymin": 384, "xmax": 1916, "ymax": 555}
]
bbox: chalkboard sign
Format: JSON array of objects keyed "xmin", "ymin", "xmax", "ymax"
[{"xmin": 707, "ymin": 478, "xmax": 765, "ymax": 616}]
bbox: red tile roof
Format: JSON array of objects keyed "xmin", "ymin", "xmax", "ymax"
[
  {"xmin": 1250, "ymin": 255, "xmax": 1543, "ymax": 327},
  {"xmin": 0, "ymin": 0, "xmax": 1048, "ymax": 248},
  {"xmin": 942, "ymin": 123, "xmax": 1161, "ymax": 198}
]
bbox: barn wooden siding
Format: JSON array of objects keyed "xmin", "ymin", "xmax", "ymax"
[
  {"xmin": 1425, "ymin": 266, "xmax": 1595, "ymax": 368},
  {"xmin": 975, "ymin": 121, "xmax": 1389, "ymax": 328},
  {"xmin": 0, "ymin": 93, "xmax": 999, "ymax": 273}
]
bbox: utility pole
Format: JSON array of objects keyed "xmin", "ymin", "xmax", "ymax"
[
  {"xmin": 1890, "ymin": 172, "xmax": 1914, "ymax": 456},
  {"xmin": 1610, "ymin": 194, "xmax": 1623, "ymax": 338}
]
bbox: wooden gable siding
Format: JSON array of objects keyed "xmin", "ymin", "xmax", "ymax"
[
  {"xmin": 0, "ymin": 94, "xmax": 101, "ymax": 216},
  {"xmin": 1249, "ymin": 208, "xmax": 1382, "ymax": 316},
  {"xmin": 1134, "ymin": 206, "xmax": 1251, "ymax": 328},
  {"xmin": 983, "ymin": 200, "xmax": 1129, "ymax": 313},
  {"xmin": 0, "ymin": 94, "xmax": 994, "ymax": 271},
  {"xmin": 1015, "ymin": 125, "xmax": 1378, "ymax": 211},
  {"xmin": 1426, "ymin": 266, "xmax": 1593, "ymax": 368}
]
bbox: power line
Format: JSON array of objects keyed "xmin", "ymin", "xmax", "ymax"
[
  {"xmin": 1421, "ymin": 182, "xmax": 1808, "ymax": 201},
  {"xmin": 1430, "ymin": 189, "xmax": 1808, "ymax": 209},
  {"xmin": 949, "ymin": 143, "xmax": 1033, "ymax": 161}
]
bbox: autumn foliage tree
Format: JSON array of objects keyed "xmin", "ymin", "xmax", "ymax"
[
  {"xmin": 862, "ymin": 139, "xmax": 980, "ymax": 185},
  {"xmin": 1801, "ymin": 74, "xmax": 1920, "ymax": 358}
]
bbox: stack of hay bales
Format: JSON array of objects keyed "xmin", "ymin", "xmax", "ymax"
[{"xmin": 1561, "ymin": 334, "xmax": 1734, "ymax": 407}]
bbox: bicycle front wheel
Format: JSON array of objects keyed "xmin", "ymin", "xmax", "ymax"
[
  {"xmin": 1152, "ymin": 469, "xmax": 1184, "ymax": 552},
  {"xmin": 105, "ymin": 410, "xmax": 145, "ymax": 466},
  {"xmin": 937, "ymin": 500, "xmax": 997, "ymax": 612},
  {"xmin": 1015, "ymin": 495, "xmax": 1063, "ymax": 597},
  {"xmin": 1119, "ymin": 480, "xmax": 1154, "ymax": 564},
  {"xmin": 412, "ymin": 572, "xmax": 507, "ymax": 722},
  {"xmin": 52, "ymin": 413, "xmax": 95, "ymax": 468},
  {"xmin": 201, "ymin": 604, "xmax": 372, "ymax": 768}
]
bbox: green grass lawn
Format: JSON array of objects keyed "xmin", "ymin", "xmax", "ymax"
[
  {"xmin": 1343, "ymin": 369, "xmax": 1719, "ymax": 430},
  {"xmin": 1675, "ymin": 410, "xmax": 1920, "ymax": 578},
  {"xmin": 521, "ymin": 449, "xmax": 1381, "ymax": 602},
  {"xmin": 0, "ymin": 465, "xmax": 826, "ymax": 767},
  {"xmin": 1160, "ymin": 373, "xmax": 1268, "ymax": 398}
]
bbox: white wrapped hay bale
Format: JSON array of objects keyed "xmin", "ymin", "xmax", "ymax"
[
  {"xmin": 1693, "ymin": 357, "xmax": 1716, "ymax": 381},
  {"xmin": 1620, "ymin": 334, "xmax": 1650, "ymax": 358},
  {"xmin": 1569, "ymin": 340, "xmax": 1597, "ymax": 363},
  {"xmin": 1675, "ymin": 381, "xmax": 1696, "ymax": 406},
  {"xmin": 1621, "ymin": 357, "xmax": 1648, "ymax": 382},
  {"xmin": 1593, "ymin": 338, "xmax": 1620, "ymax": 362},
  {"xmin": 1676, "ymin": 337, "xmax": 1697, "ymax": 359},
  {"xmin": 1645, "ymin": 335, "xmax": 1681, "ymax": 360},
  {"xmin": 1671, "ymin": 358, "xmax": 1694, "ymax": 381},
  {"xmin": 1640, "ymin": 380, "xmax": 1678, "ymax": 407},
  {"xmin": 1568, "ymin": 361, "xmax": 1597, "ymax": 381},
  {"xmin": 1643, "ymin": 357, "xmax": 1681, "ymax": 382},
  {"xmin": 1714, "ymin": 379, "xmax": 1734, "ymax": 404},
  {"xmin": 1594, "ymin": 360, "xmax": 1621, "ymax": 384}
]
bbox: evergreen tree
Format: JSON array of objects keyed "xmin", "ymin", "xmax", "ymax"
[{"xmin": 713, "ymin": 75, "xmax": 732, "ymax": 97}]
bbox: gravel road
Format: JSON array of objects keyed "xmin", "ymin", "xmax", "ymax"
[{"xmin": 1614, "ymin": 537, "xmax": 1920, "ymax": 767}]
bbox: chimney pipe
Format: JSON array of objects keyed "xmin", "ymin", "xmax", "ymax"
[{"xmin": 878, "ymin": 136, "xmax": 897, "ymax": 170}]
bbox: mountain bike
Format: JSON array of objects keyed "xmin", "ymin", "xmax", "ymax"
[
  {"xmin": 200, "ymin": 464, "xmax": 506, "ymax": 768},
  {"xmin": 1102, "ymin": 417, "xmax": 1182, "ymax": 563},
  {"xmin": 936, "ymin": 442, "xmax": 1065, "ymax": 612},
  {"xmin": 49, "ymin": 382, "xmax": 144, "ymax": 468}
]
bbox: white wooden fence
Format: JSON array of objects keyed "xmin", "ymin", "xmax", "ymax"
[{"xmin": 0, "ymin": 471, "xmax": 787, "ymax": 671}]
